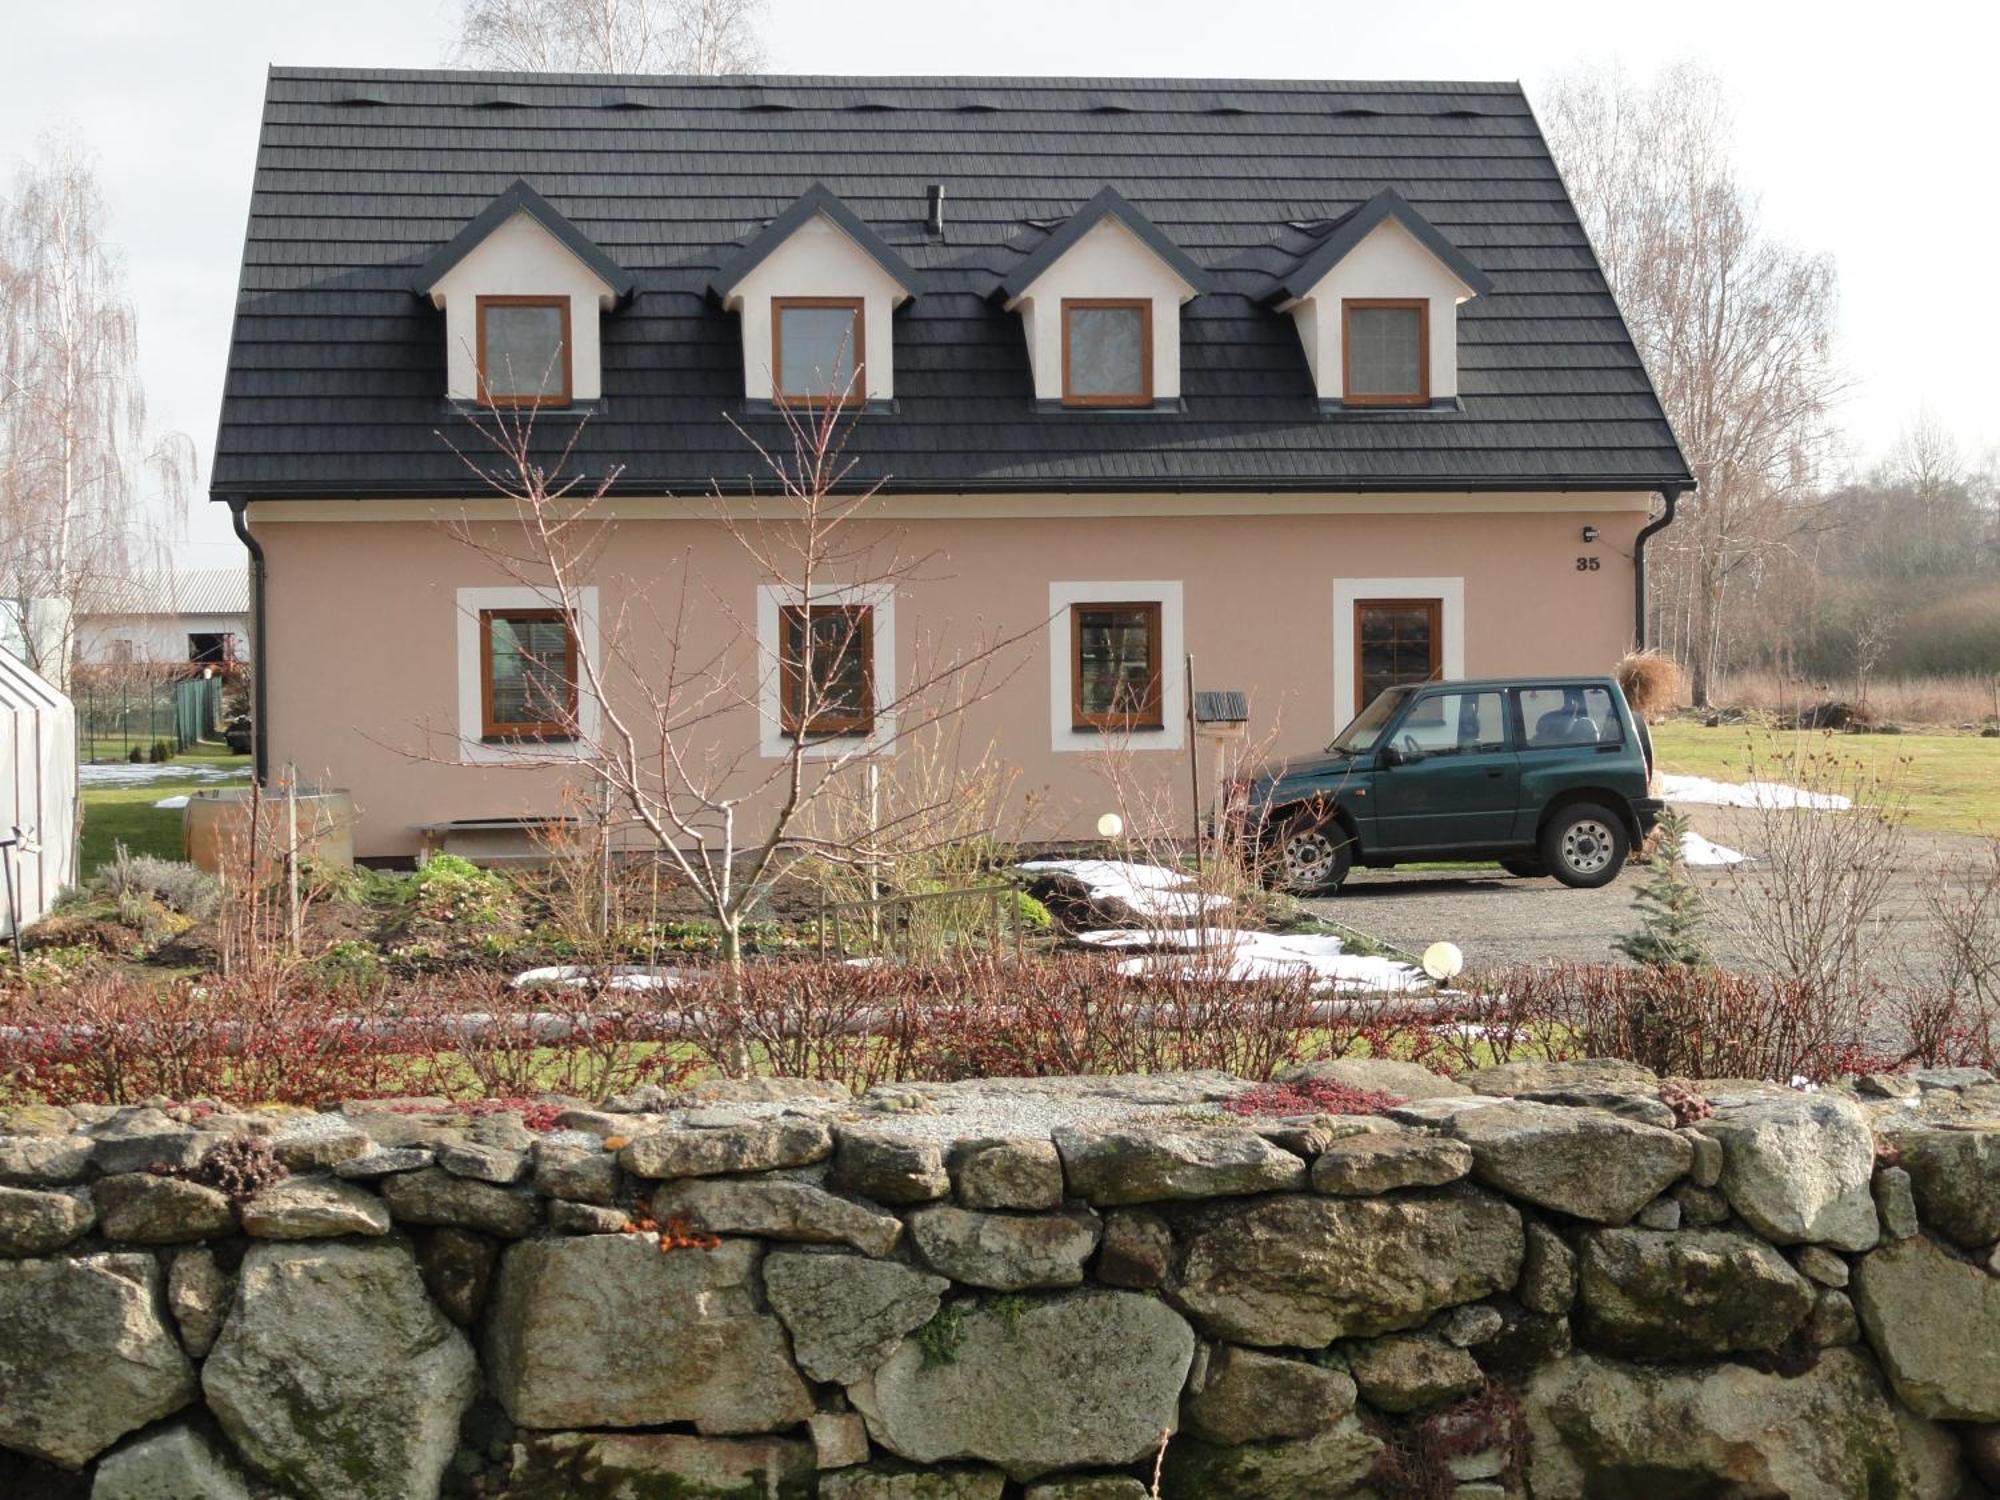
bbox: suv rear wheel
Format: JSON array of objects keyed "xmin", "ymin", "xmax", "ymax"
[
  {"xmin": 1271, "ymin": 810, "xmax": 1354, "ymax": 894},
  {"xmin": 1540, "ymin": 802, "xmax": 1628, "ymax": 888}
]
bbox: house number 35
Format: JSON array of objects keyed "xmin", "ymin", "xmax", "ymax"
[{"xmin": 1575, "ymin": 556, "xmax": 1601, "ymax": 572}]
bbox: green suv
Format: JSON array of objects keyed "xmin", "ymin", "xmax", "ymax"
[{"xmin": 1244, "ymin": 677, "xmax": 1664, "ymax": 892}]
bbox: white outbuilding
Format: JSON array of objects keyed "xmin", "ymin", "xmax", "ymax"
[{"xmin": 0, "ymin": 650, "xmax": 76, "ymax": 938}]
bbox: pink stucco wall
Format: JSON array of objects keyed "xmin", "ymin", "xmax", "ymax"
[{"xmin": 252, "ymin": 500, "xmax": 1648, "ymax": 858}]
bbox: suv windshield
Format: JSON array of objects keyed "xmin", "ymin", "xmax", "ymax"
[{"xmin": 1327, "ymin": 686, "xmax": 1414, "ymax": 754}]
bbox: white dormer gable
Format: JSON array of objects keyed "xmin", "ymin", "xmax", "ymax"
[
  {"xmin": 708, "ymin": 185, "xmax": 919, "ymax": 405},
  {"xmin": 720, "ymin": 213, "xmax": 912, "ymax": 402},
  {"xmin": 1269, "ymin": 189, "xmax": 1492, "ymax": 406},
  {"xmin": 415, "ymin": 180, "xmax": 632, "ymax": 407},
  {"xmin": 998, "ymin": 189, "xmax": 1207, "ymax": 406},
  {"xmin": 1006, "ymin": 218, "xmax": 1199, "ymax": 403},
  {"xmin": 428, "ymin": 212, "xmax": 619, "ymax": 402}
]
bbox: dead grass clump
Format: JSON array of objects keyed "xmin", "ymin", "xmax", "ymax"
[{"xmin": 1615, "ymin": 649, "xmax": 1684, "ymax": 719}]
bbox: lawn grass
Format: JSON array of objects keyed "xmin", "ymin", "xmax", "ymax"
[
  {"xmin": 79, "ymin": 748, "xmax": 252, "ymax": 876},
  {"xmin": 1650, "ymin": 720, "xmax": 2000, "ymax": 837}
]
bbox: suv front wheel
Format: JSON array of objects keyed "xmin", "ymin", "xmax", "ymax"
[
  {"xmin": 1270, "ymin": 810, "xmax": 1354, "ymax": 894},
  {"xmin": 1540, "ymin": 803, "xmax": 1629, "ymax": 888}
]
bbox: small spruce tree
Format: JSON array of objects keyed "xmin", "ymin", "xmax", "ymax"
[{"xmin": 1614, "ymin": 808, "xmax": 1709, "ymax": 967}]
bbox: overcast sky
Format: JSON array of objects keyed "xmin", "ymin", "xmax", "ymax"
[{"xmin": 5, "ymin": 0, "xmax": 1993, "ymax": 565}]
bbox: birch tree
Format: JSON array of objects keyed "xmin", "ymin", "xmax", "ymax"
[
  {"xmin": 0, "ymin": 137, "xmax": 184, "ymax": 688},
  {"xmin": 1540, "ymin": 63, "xmax": 1845, "ymax": 704},
  {"xmin": 452, "ymin": 0, "xmax": 766, "ymax": 74}
]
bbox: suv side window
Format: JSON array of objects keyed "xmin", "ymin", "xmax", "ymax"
[
  {"xmin": 1517, "ymin": 685, "xmax": 1624, "ymax": 750},
  {"xmin": 1397, "ymin": 690, "xmax": 1510, "ymax": 757}
]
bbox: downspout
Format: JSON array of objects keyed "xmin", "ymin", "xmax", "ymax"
[
  {"xmin": 1631, "ymin": 485, "xmax": 1682, "ymax": 649},
  {"xmin": 227, "ymin": 498, "xmax": 269, "ymax": 784}
]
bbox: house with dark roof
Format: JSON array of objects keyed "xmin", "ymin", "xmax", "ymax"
[{"xmin": 215, "ymin": 67, "xmax": 1690, "ymax": 860}]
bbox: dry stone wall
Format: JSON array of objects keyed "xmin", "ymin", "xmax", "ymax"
[{"xmin": 3, "ymin": 1061, "xmax": 2000, "ymax": 1498}]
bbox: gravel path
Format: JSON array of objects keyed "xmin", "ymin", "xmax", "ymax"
[{"xmin": 1307, "ymin": 806, "xmax": 1978, "ymax": 975}]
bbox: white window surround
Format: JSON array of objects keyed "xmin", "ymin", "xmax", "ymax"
[
  {"xmin": 454, "ymin": 585, "xmax": 601, "ymax": 764},
  {"xmin": 1049, "ymin": 580, "xmax": 1185, "ymax": 754},
  {"xmin": 1007, "ymin": 220, "xmax": 1199, "ymax": 403},
  {"xmin": 428, "ymin": 212, "xmax": 619, "ymax": 404},
  {"xmin": 1331, "ymin": 577, "xmax": 1464, "ymax": 727},
  {"xmin": 756, "ymin": 582, "xmax": 897, "ymax": 760}
]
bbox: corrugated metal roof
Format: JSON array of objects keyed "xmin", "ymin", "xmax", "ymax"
[
  {"xmin": 211, "ymin": 69, "xmax": 1692, "ymax": 499},
  {"xmin": 78, "ymin": 568, "xmax": 250, "ymax": 618}
]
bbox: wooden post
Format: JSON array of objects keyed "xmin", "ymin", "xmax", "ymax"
[
  {"xmin": 285, "ymin": 766, "xmax": 300, "ymax": 953},
  {"xmin": 1185, "ymin": 653, "xmax": 1202, "ymax": 876}
]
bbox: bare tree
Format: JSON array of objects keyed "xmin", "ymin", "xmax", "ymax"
[
  {"xmin": 0, "ymin": 136, "xmax": 185, "ymax": 689},
  {"xmin": 1540, "ymin": 64, "xmax": 1846, "ymax": 704},
  {"xmin": 431, "ymin": 396, "xmax": 1034, "ymax": 1070},
  {"xmin": 451, "ymin": 0, "xmax": 765, "ymax": 74}
]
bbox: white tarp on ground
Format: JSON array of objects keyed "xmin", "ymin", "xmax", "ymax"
[
  {"xmin": 1660, "ymin": 772, "xmax": 1851, "ymax": 812},
  {"xmin": 0, "ymin": 651, "xmax": 76, "ymax": 938},
  {"xmin": 1679, "ymin": 830, "xmax": 1747, "ymax": 866},
  {"xmin": 1016, "ymin": 858, "xmax": 1234, "ymax": 922},
  {"xmin": 1075, "ymin": 926, "xmax": 1428, "ymax": 993}
]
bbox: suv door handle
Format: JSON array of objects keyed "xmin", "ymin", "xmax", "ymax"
[{"xmin": 1485, "ymin": 768, "xmax": 1505, "ymax": 778}]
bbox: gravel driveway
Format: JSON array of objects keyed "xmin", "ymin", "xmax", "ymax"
[{"xmin": 1305, "ymin": 806, "xmax": 1979, "ymax": 975}]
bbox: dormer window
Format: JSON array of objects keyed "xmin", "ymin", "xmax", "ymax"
[
  {"xmin": 1263, "ymin": 188, "xmax": 1490, "ymax": 409},
  {"xmin": 998, "ymin": 188, "xmax": 1207, "ymax": 409},
  {"xmin": 774, "ymin": 297, "xmax": 864, "ymax": 405},
  {"xmin": 1062, "ymin": 300, "xmax": 1152, "ymax": 407},
  {"xmin": 709, "ymin": 185, "xmax": 917, "ymax": 406},
  {"xmin": 414, "ymin": 179, "xmax": 633, "ymax": 409},
  {"xmin": 1341, "ymin": 298, "xmax": 1428, "ymax": 406},
  {"xmin": 477, "ymin": 296, "xmax": 572, "ymax": 407}
]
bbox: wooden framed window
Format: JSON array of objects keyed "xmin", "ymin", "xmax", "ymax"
[
  {"xmin": 1061, "ymin": 299, "xmax": 1153, "ymax": 407},
  {"xmin": 780, "ymin": 603, "xmax": 875, "ymax": 736},
  {"xmin": 1071, "ymin": 601, "xmax": 1163, "ymax": 729},
  {"xmin": 476, "ymin": 296, "xmax": 572, "ymax": 406},
  {"xmin": 773, "ymin": 297, "xmax": 864, "ymax": 405},
  {"xmin": 1341, "ymin": 298, "xmax": 1429, "ymax": 406},
  {"xmin": 479, "ymin": 608, "xmax": 578, "ymax": 740},
  {"xmin": 1355, "ymin": 598, "xmax": 1442, "ymax": 710}
]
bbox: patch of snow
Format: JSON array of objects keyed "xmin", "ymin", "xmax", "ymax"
[
  {"xmin": 1017, "ymin": 858, "xmax": 1232, "ymax": 923},
  {"xmin": 510, "ymin": 965, "xmax": 684, "ymax": 993},
  {"xmin": 152, "ymin": 795, "xmax": 190, "ymax": 810},
  {"xmin": 1678, "ymin": 830, "xmax": 1746, "ymax": 866},
  {"xmin": 1659, "ymin": 773, "xmax": 1850, "ymax": 812},
  {"xmin": 1075, "ymin": 925, "xmax": 1426, "ymax": 994},
  {"xmin": 80, "ymin": 761, "xmax": 248, "ymax": 788}
]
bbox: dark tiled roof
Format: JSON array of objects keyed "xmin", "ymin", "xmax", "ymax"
[{"xmin": 212, "ymin": 69, "xmax": 1692, "ymax": 500}]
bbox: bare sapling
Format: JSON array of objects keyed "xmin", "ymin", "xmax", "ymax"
[
  {"xmin": 431, "ymin": 384, "xmax": 1037, "ymax": 1072},
  {"xmin": 1897, "ymin": 840, "xmax": 2000, "ymax": 1068},
  {"xmin": 1711, "ymin": 734, "xmax": 1909, "ymax": 1007}
]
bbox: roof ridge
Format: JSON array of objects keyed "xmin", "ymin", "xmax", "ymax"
[{"xmin": 265, "ymin": 65, "xmax": 1525, "ymax": 94}]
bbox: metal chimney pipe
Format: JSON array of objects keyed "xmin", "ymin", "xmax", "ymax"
[{"xmin": 925, "ymin": 184, "xmax": 946, "ymax": 236}]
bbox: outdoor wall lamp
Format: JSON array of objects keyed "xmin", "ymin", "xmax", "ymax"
[{"xmin": 1581, "ymin": 525, "xmax": 1600, "ymax": 543}]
